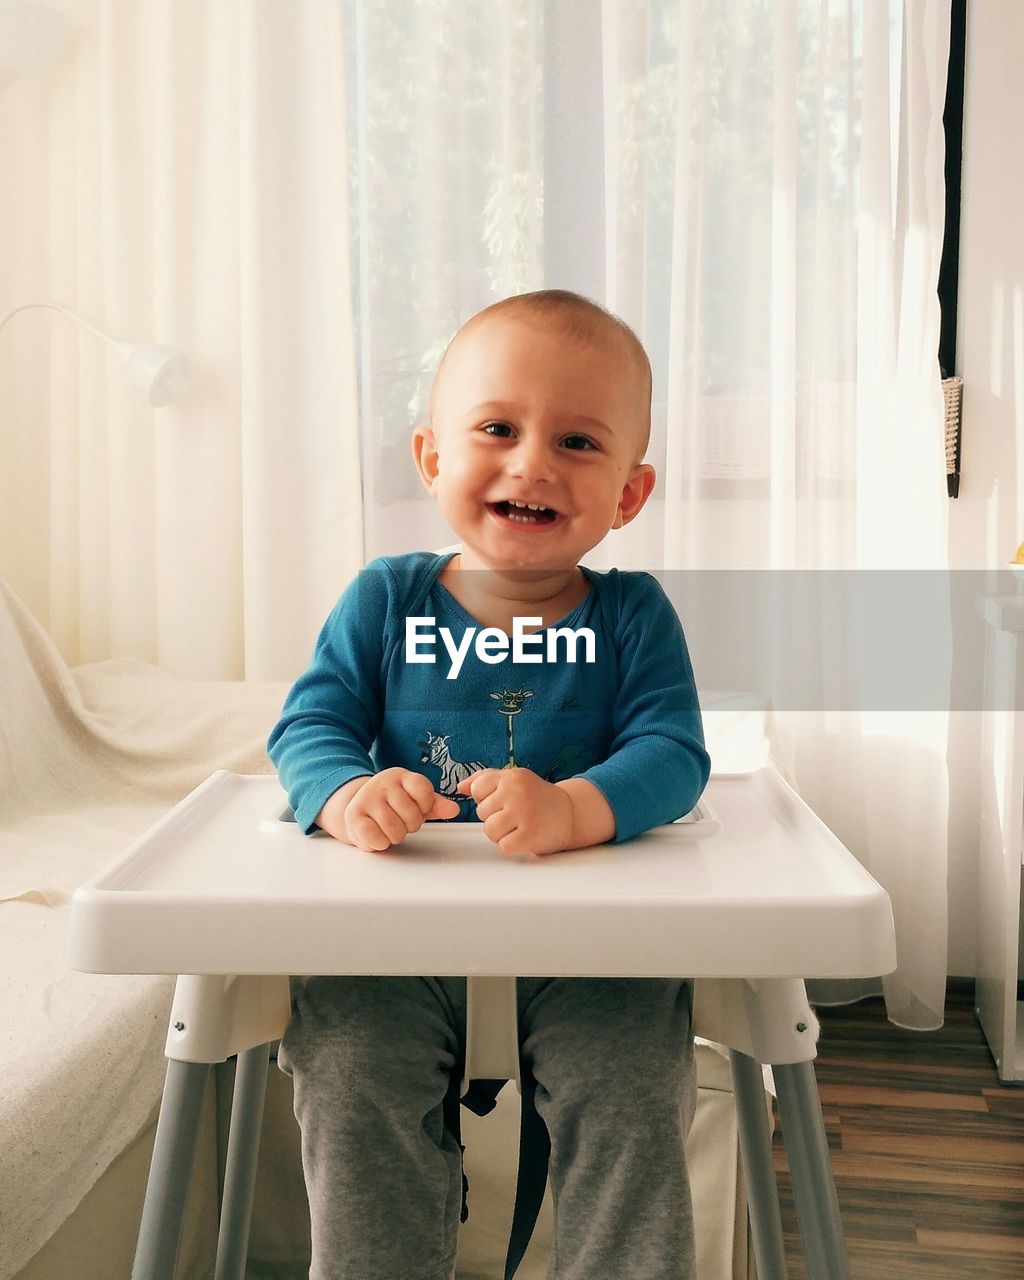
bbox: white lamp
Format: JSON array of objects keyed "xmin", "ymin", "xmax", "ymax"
[
  {"xmin": 115, "ymin": 339, "xmax": 188, "ymax": 407},
  {"xmin": 0, "ymin": 301, "xmax": 188, "ymax": 406}
]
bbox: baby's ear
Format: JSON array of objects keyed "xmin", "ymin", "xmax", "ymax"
[
  {"xmin": 411, "ymin": 426, "xmax": 440, "ymax": 491},
  {"xmin": 613, "ymin": 462, "xmax": 656, "ymax": 529}
]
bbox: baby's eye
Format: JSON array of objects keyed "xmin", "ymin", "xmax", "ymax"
[
  {"xmin": 561, "ymin": 434, "xmax": 597, "ymax": 451},
  {"xmin": 482, "ymin": 421, "xmax": 514, "ymax": 438}
]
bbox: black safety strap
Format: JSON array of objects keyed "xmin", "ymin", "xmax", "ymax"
[
  {"xmin": 444, "ymin": 1066, "xmax": 551, "ymax": 1276},
  {"xmin": 442, "ymin": 1064, "xmax": 471, "ymax": 1223},
  {"xmin": 503, "ymin": 1064, "xmax": 550, "ymax": 1280}
]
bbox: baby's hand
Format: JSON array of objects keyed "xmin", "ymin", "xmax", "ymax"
[
  {"xmin": 318, "ymin": 769, "xmax": 459, "ymax": 852},
  {"xmin": 456, "ymin": 768, "xmax": 574, "ymax": 856}
]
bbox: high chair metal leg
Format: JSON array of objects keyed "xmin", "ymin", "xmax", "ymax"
[
  {"xmin": 700, "ymin": 978, "xmax": 848, "ymax": 1279},
  {"xmin": 774, "ymin": 1061, "xmax": 851, "ymax": 1280},
  {"xmin": 131, "ymin": 975, "xmax": 290, "ymax": 1280},
  {"xmin": 729, "ymin": 1050, "xmax": 788, "ymax": 1280},
  {"xmin": 214, "ymin": 1043, "xmax": 271, "ymax": 1280},
  {"xmin": 132, "ymin": 1060, "xmax": 211, "ymax": 1280}
]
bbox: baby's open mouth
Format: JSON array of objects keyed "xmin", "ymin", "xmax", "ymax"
[{"xmin": 491, "ymin": 499, "xmax": 559, "ymax": 524}]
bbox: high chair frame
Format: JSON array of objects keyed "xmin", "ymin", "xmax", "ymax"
[{"xmin": 68, "ymin": 767, "xmax": 896, "ymax": 1280}]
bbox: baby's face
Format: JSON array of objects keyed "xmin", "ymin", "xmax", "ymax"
[{"xmin": 413, "ymin": 314, "xmax": 654, "ymax": 572}]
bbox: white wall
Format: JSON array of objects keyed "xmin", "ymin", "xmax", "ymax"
[{"xmin": 947, "ymin": 0, "xmax": 1024, "ymax": 974}]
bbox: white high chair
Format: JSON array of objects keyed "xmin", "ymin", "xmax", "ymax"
[{"xmin": 68, "ymin": 767, "xmax": 895, "ymax": 1280}]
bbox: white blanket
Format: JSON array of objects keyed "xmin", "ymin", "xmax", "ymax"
[{"xmin": 0, "ymin": 579, "xmax": 287, "ymax": 1277}]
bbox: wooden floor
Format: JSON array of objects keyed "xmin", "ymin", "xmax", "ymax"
[{"xmin": 772, "ymin": 984, "xmax": 1024, "ymax": 1279}]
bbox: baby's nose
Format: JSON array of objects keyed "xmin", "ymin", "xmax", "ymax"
[{"xmin": 507, "ymin": 439, "xmax": 557, "ymax": 483}]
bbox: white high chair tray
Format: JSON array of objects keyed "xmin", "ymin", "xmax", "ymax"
[{"xmin": 68, "ymin": 767, "xmax": 894, "ymax": 981}]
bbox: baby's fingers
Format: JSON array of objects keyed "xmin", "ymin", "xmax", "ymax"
[
  {"xmin": 456, "ymin": 769, "xmax": 501, "ymax": 800},
  {"xmin": 482, "ymin": 810, "xmax": 518, "ymax": 846},
  {"xmin": 383, "ymin": 786, "xmax": 429, "ymax": 835},
  {"xmin": 399, "ymin": 772, "xmax": 458, "ymax": 822},
  {"xmin": 427, "ymin": 795, "xmax": 460, "ymax": 820},
  {"xmin": 344, "ymin": 809, "xmax": 395, "ymax": 852},
  {"xmin": 401, "ymin": 770, "xmax": 442, "ymax": 814},
  {"xmin": 347, "ymin": 793, "xmax": 418, "ymax": 850}
]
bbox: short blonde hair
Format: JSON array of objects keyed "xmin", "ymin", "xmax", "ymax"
[{"xmin": 430, "ymin": 289, "xmax": 652, "ymax": 457}]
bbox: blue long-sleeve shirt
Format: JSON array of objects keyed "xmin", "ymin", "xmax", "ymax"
[{"xmin": 268, "ymin": 552, "xmax": 710, "ymax": 840}]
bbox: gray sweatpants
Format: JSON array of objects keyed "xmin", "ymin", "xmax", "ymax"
[{"xmin": 278, "ymin": 975, "xmax": 696, "ymax": 1280}]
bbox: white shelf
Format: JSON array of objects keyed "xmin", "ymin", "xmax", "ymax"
[
  {"xmin": 977, "ymin": 603, "xmax": 1024, "ymax": 1083},
  {"xmin": 1015, "ymin": 1002, "xmax": 1024, "ymax": 1082}
]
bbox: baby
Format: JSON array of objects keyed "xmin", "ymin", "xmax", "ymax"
[{"xmin": 268, "ymin": 289, "xmax": 710, "ymax": 1280}]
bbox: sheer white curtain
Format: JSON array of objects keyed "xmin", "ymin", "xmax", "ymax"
[
  {"xmin": 0, "ymin": 0, "xmax": 362, "ymax": 680},
  {"xmin": 0, "ymin": 0, "xmax": 953, "ymax": 1024},
  {"xmin": 350, "ymin": 1, "xmax": 546, "ymax": 555},
  {"xmin": 352, "ymin": 0, "xmax": 952, "ymax": 1027}
]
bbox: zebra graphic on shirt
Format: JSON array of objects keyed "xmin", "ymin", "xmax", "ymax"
[{"xmin": 419, "ymin": 732, "xmax": 486, "ymax": 801}]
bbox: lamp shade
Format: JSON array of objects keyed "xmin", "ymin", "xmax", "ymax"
[{"xmin": 117, "ymin": 342, "xmax": 189, "ymax": 407}]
